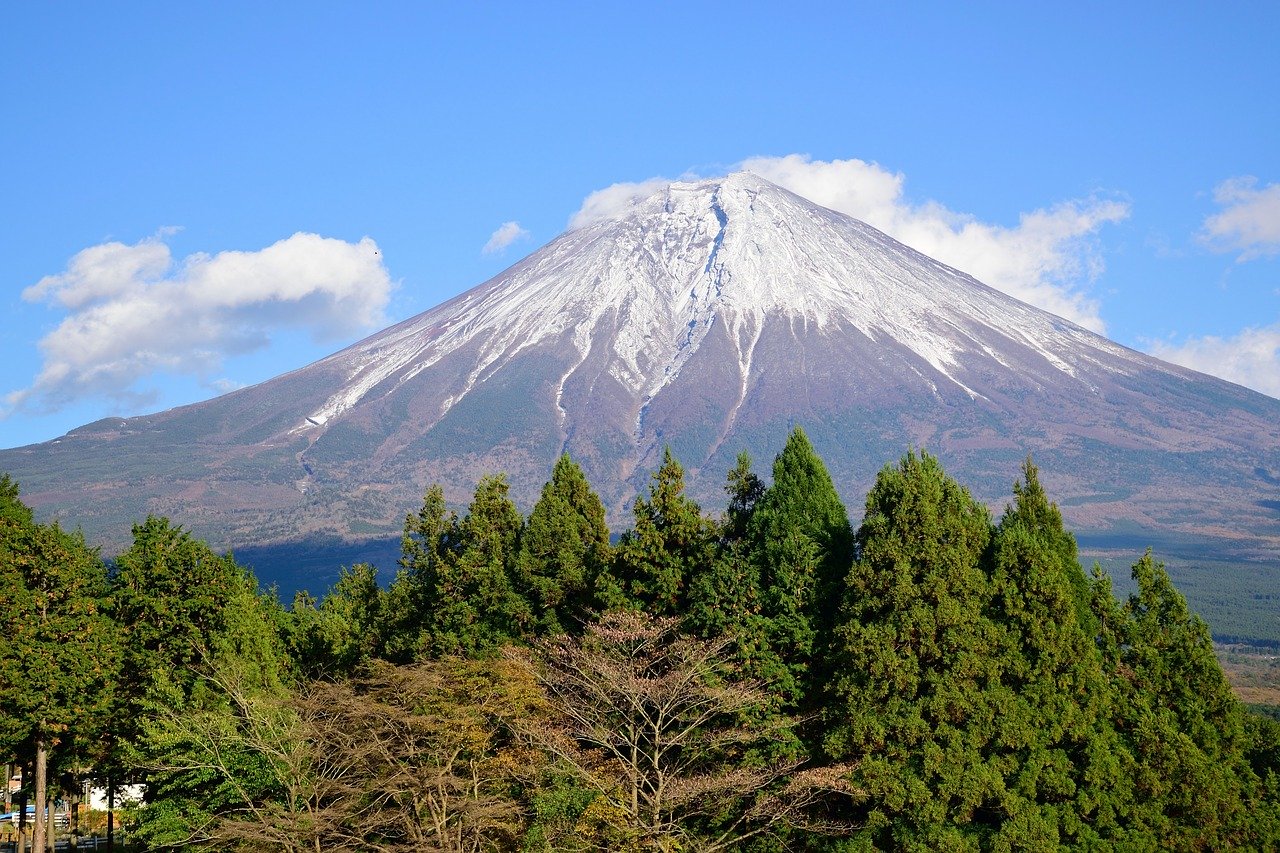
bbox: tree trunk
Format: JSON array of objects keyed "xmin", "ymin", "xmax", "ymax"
[
  {"xmin": 106, "ymin": 779, "xmax": 114, "ymax": 853},
  {"xmin": 33, "ymin": 737, "xmax": 47, "ymax": 853},
  {"xmin": 19, "ymin": 762, "xmax": 29, "ymax": 853},
  {"xmin": 69, "ymin": 787, "xmax": 80, "ymax": 851}
]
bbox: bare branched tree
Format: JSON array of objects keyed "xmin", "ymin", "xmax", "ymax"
[
  {"xmin": 509, "ymin": 611, "xmax": 859, "ymax": 852},
  {"xmin": 299, "ymin": 657, "xmax": 547, "ymax": 853},
  {"xmin": 146, "ymin": 656, "xmax": 547, "ymax": 853}
]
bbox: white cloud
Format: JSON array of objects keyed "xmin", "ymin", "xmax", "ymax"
[
  {"xmin": 1147, "ymin": 325, "xmax": 1280, "ymax": 399},
  {"xmin": 569, "ymin": 178, "xmax": 672, "ymax": 230},
  {"xmin": 740, "ymin": 155, "xmax": 1128, "ymax": 333},
  {"xmin": 567, "ymin": 155, "xmax": 1128, "ymax": 332},
  {"xmin": 482, "ymin": 221, "xmax": 531, "ymax": 254},
  {"xmin": 1201, "ymin": 176, "xmax": 1280, "ymax": 260},
  {"xmin": 8, "ymin": 231, "xmax": 391, "ymax": 413}
]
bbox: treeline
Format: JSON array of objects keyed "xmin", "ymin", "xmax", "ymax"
[{"xmin": 2, "ymin": 428, "xmax": 1279, "ymax": 850}]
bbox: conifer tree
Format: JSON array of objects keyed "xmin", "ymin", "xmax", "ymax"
[
  {"xmin": 824, "ymin": 451, "xmax": 1000, "ymax": 848},
  {"xmin": 686, "ymin": 452, "xmax": 806, "ymax": 767},
  {"xmin": 984, "ymin": 459, "xmax": 1123, "ymax": 847},
  {"xmin": 603, "ymin": 448, "xmax": 717, "ymax": 616},
  {"xmin": 1096, "ymin": 550, "xmax": 1277, "ymax": 846},
  {"xmin": 517, "ymin": 454, "xmax": 611, "ymax": 635},
  {"xmin": 746, "ymin": 426, "xmax": 853, "ymax": 706},
  {"xmin": 110, "ymin": 516, "xmax": 248, "ymax": 733},
  {"xmin": 285, "ymin": 563, "xmax": 383, "ymax": 678},
  {"xmin": 130, "ymin": 576, "xmax": 299, "ymax": 849},
  {"xmin": 381, "ymin": 484, "xmax": 460, "ymax": 662},
  {"xmin": 422, "ymin": 474, "xmax": 530, "ymax": 655},
  {"xmin": 687, "ymin": 452, "xmax": 766, "ymax": 642}
]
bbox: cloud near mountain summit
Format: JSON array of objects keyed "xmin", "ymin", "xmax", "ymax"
[{"xmin": 6, "ymin": 232, "xmax": 391, "ymax": 415}]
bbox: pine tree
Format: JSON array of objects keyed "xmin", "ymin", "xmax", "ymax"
[
  {"xmin": 603, "ymin": 448, "xmax": 717, "ymax": 616},
  {"xmin": 824, "ymin": 450, "xmax": 1000, "ymax": 848},
  {"xmin": 517, "ymin": 454, "xmax": 612, "ymax": 635}
]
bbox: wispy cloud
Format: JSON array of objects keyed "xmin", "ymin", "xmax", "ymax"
[
  {"xmin": 482, "ymin": 221, "xmax": 531, "ymax": 254},
  {"xmin": 1201, "ymin": 176, "xmax": 1280, "ymax": 260},
  {"xmin": 1147, "ymin": 325, "xmax": 1280, "ymax": 399},
  {"xmin": 740, "ymin": 155, "xmax": 1128, "ymax": 333},
  {"xmin": 7, "ymin": 231, "xmax": 391, "ymax": 415},
  {"xmin": 569, "ymin": 178, "xmax": 672, "ymax": 230},
  {"xmin": 567, "ymin": 155, "xmax": 1128, "ymax": 332}
]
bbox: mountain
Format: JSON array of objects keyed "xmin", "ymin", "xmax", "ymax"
[{"xmin": 3, "ymin": 172, "xmax": 1279, "ymax": 599}]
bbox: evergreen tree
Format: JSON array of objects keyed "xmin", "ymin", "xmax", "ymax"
[
  {"xmin": 984, "ymin": 459, "xmax": 1123, "ymax": 847},
  {"xmin": 130, "ymin": 577, "xmax": 299, "ymax": 849},
  {"xmin": 998, "ymin": 457, "xmax": 1096, "ymax": 635},
  {"xmin": 824, "ymin": 451, "xmax": 1000, "ymax": 849},
  {"xmin": 380, "ymin": 484, "xmax": 460, "ymax": 662},
  {"xmin": 747, "ymin": 426, "xmax": 853, "ymax": 706},
  {"xmin": 603, "ymin": 448, "xmax": 717, "ymax": 616},
  {"xmin": 284, "ymin": 563, "xmax": 383, "ymax": 678},
  {"xmin": 107, "ymin": 515, "xmax": 253, "ymax": 828},
  {"xmin": 0, "ymin": 480, "xmax": 117, "ymax": 851},
  {"xmin": 516, "ymin": 454, "xmax": 612, "ymax": 635},
  {"xmin": 723, "ymin": 450, "xmax": 765, "ymax": 543},
  {"xmin": 422, "ymin": 474, "xmax": 529, "ymax": 655},
  {"xmin": 687, "ymin": 452, "xmax": 766, "ymax": 642},
  {"xmin": 1096, "ymin": 550, "xmax": 1276, "ymax": 847},
  {"xmin": 686, "ymin": 452, "xmax": 805, "ymax": 769}
]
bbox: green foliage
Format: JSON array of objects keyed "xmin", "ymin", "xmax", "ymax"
[
  {"xmin": 1000, "ymin": 457, "xmax": 1097, "ymax": 636},
  {"xmin": 825, "ymin": 450, "xmax": 1001, "ymax": 848},
  {"xmin": 747, "ymin": 427, "xmax": 853, "ymax": 706},
  {"xmin": 603, "ymin": 447, "xmax": 717, "ymax": 615},
  {"xmin": 111, "ymin": 516, "xmax": 247, "ymax": 700},
  {"xmin": 381, "ymin": 483, "xmax": 461, "ymax": 662},
  {"xmin": 7, "ymin": 441, "xmax": 1280, "ymax": 849},
  {"xmin": 1092, "ymin": 549, "xmax": 1279, "ymax": 847},
  {"xmin": 984, "ymin": 459, "xmax": 1122, "ymax": 847},
  {"xmin": 0, "ymin": 486, "xmax": 117, "ymax": 767},
  {"xmin": 285, "ymin": 562, "xmax": 383, "ymax": 678},
  {"xmin": 687, "ymin": 452, "xmax": 765, "ymax": 642},
  {"xmin": 517, "ymin": 454, "xmax": 612, "ymax": 635},
  {"xmin": 420, "ymin": 474, "xmax": 530, "ymax": 656},
  {"xmin": 130, "ymin": 578, "xmax": 299, "ymax": 850}
]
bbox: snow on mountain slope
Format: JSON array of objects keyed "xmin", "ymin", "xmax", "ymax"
[{"xmin": 298, "ymin": 173, "xmax": 1147, "ymax": 436}]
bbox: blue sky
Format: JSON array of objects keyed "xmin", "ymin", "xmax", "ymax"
[{"xmin": 2, "ymin": 2, "xmax": 1277, "ymax": 449}]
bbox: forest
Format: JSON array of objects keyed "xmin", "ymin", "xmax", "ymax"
[{"xmin": 2, "ymin": 427, "xmax": 1279, "ymax": 851}]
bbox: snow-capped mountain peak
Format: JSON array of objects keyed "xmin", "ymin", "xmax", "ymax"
[{"xmin": 303, "ymin": 172, "xmax": 1139, "ymax": 430}]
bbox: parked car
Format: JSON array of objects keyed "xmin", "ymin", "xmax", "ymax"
[{"xmin": 0, "ymin": 806, "xmax": 69, "ymax": 829}]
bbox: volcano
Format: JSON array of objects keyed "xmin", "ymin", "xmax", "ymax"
[{"xmin": 3, "ymin": 173, "xmax": 1279, "ymax": 600}]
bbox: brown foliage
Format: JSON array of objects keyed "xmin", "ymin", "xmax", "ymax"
[
  {"xmin": 508, "ymin": 611, "xmax": 856, "ymax": 851},
  {"xmin": 298, "ymin": 657, "xmax": 548, "ymax": 853}
]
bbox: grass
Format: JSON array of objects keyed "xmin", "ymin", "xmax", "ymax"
[{"xmin": 1216, "ymin": 644, "xmax": 1280, "ymax": 706}]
